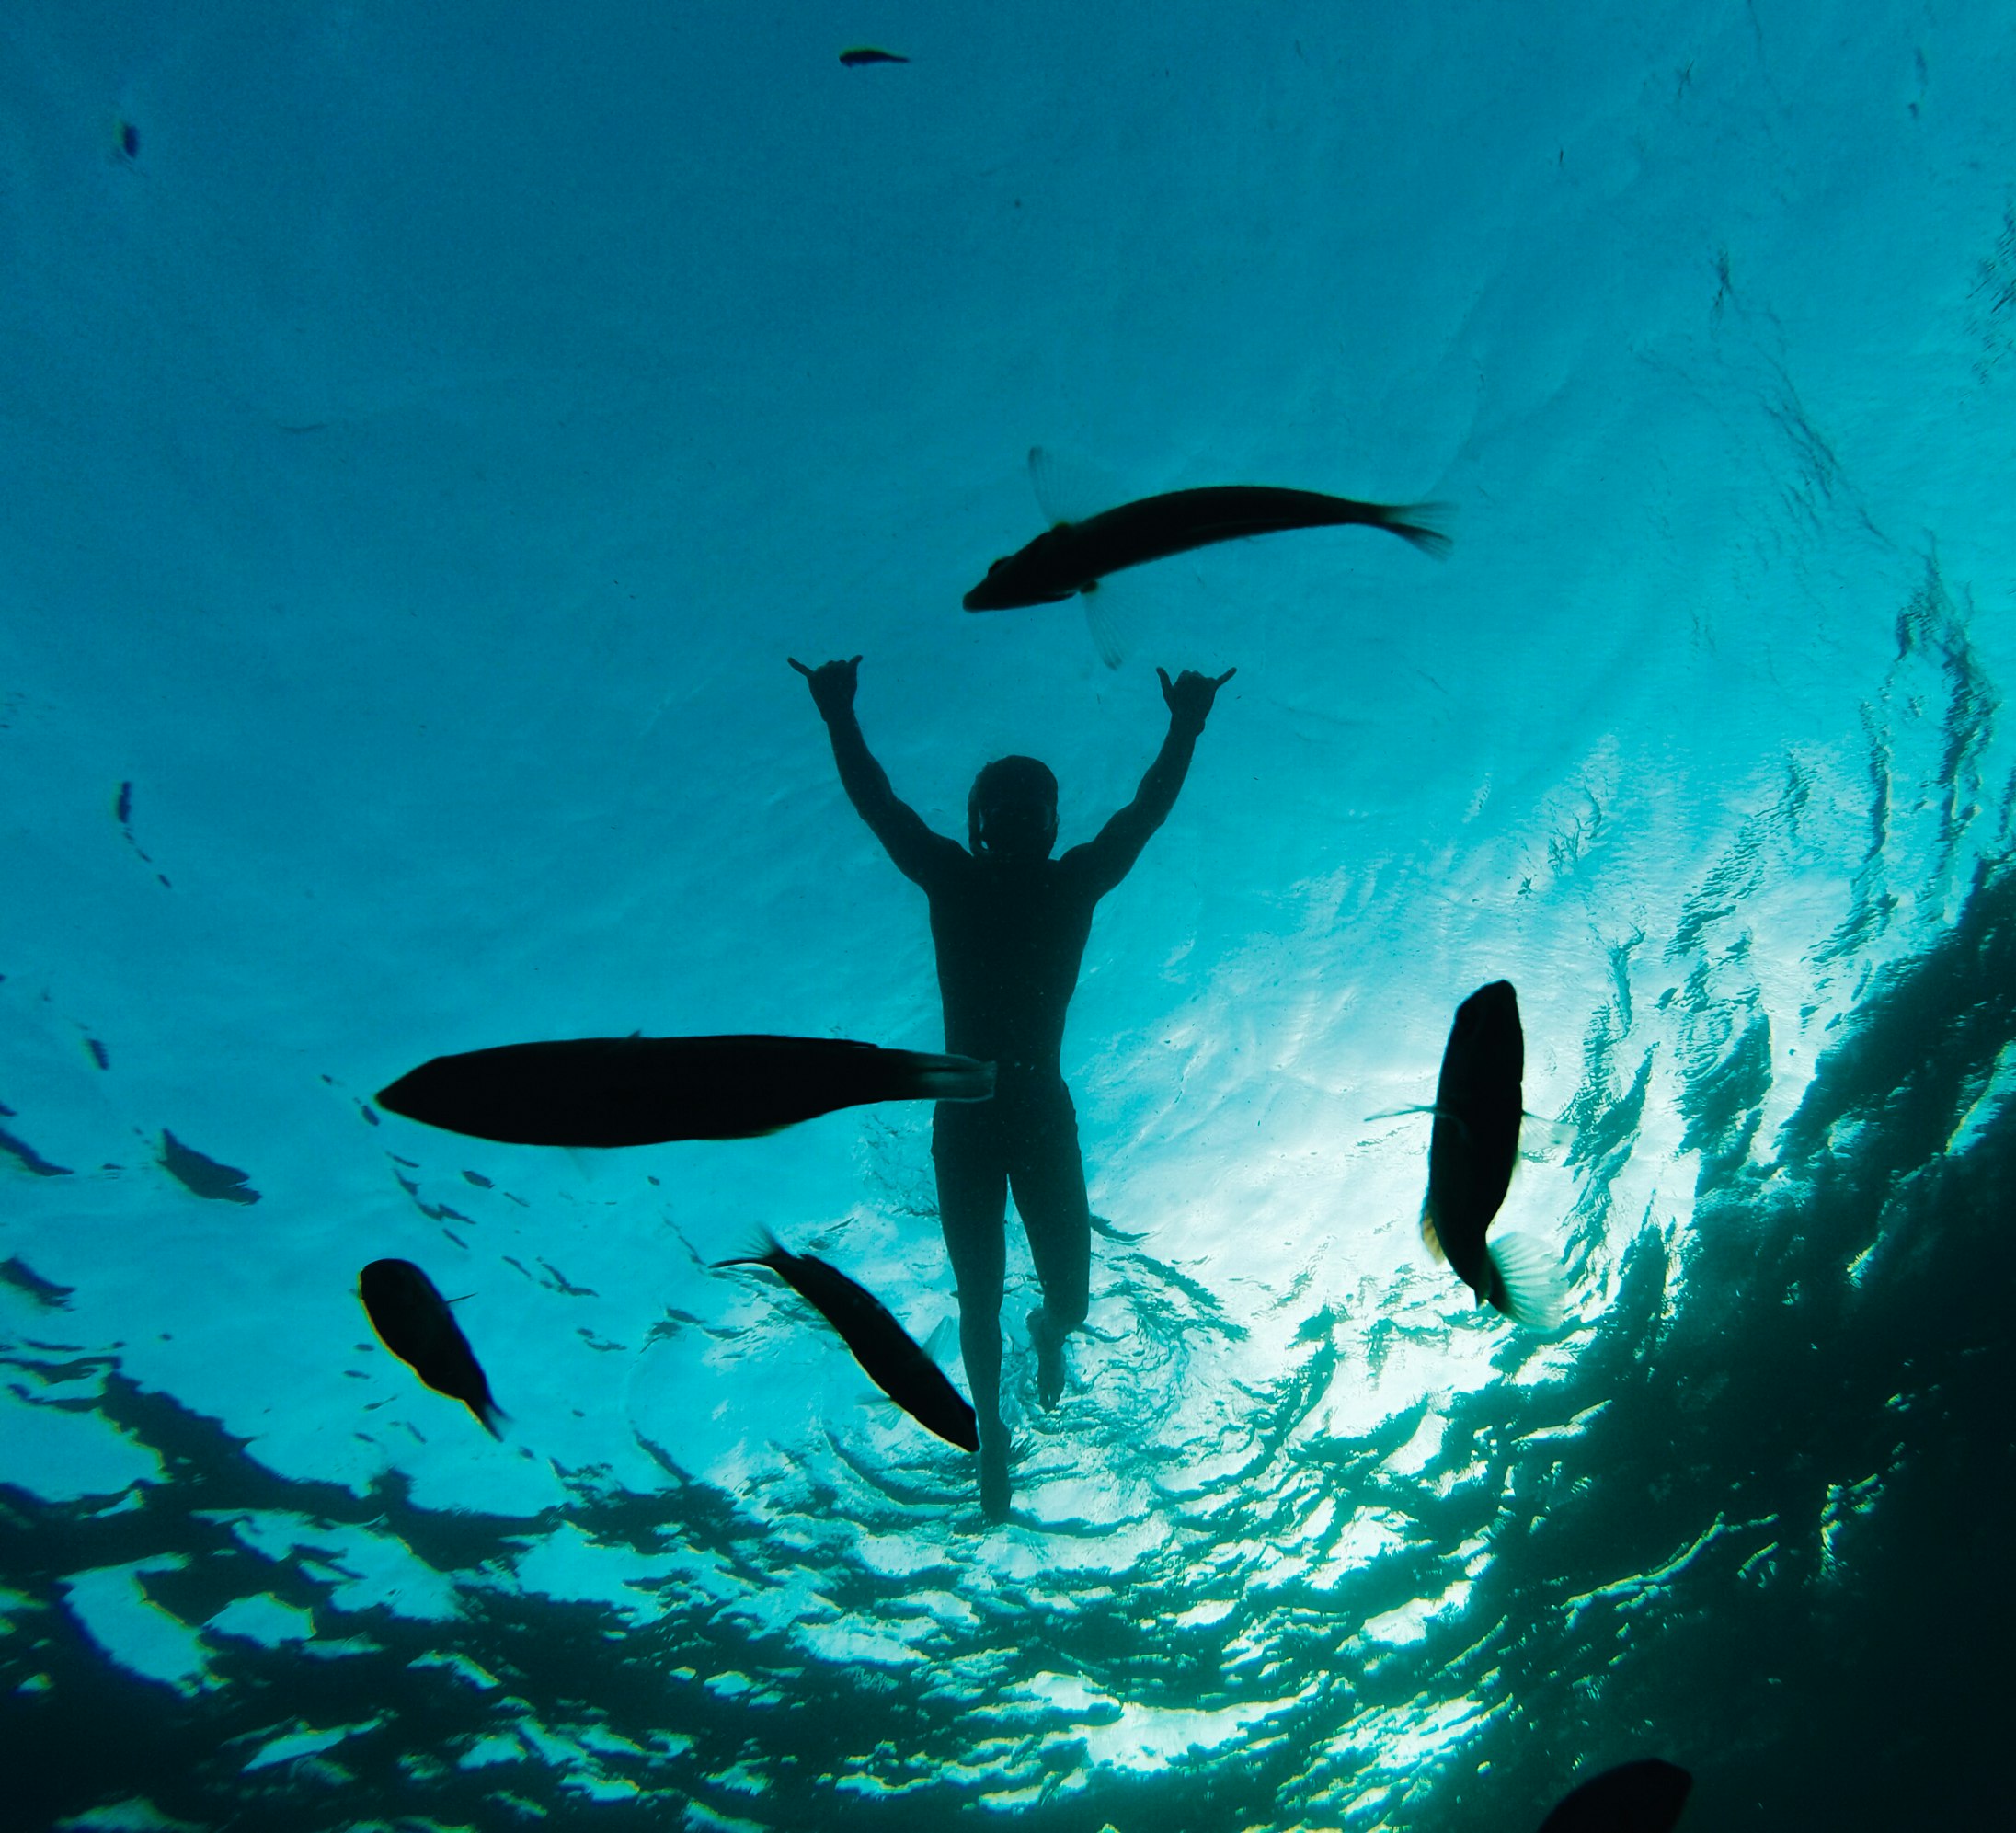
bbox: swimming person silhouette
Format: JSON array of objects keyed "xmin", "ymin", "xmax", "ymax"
[{"xmin": 791, "ymin": 653, "xmax": 1235, "ymax": 1519}]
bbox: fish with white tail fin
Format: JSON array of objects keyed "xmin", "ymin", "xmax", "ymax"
[
  {"xmin": 962, "ymin": 446, "xmax": 1451, "ymax": 667},
  {"xmin": 715, "ymin": 1232, "xmax": 979, "ymax": 1452},
  {"xmin": 1536, "ymin": 1758, "xmax": 1691, "ymax": 1831},
  {"xmin": 1420, "ymin": 980, "xmax": 1566, "ymax": 1329}
]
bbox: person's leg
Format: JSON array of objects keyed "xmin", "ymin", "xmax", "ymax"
[
  {"xmin": 1007, "ymin": 1081, "xmax": 1092, "ymax": 1412},
  {"xmin": 933, "ymin": 1104, "xmax": 1012, "ymax": 1518}
]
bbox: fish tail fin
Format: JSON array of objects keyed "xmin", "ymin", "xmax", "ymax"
[
  {"xmin": 1378, "ymin": 500, "xmax": 1456, "ymax": 559},
  {"xmin": 1420, "ymin": 1198, "xmax": 1447, "ymax": 1264},
  {"xmin": 908, "ymin": 1053, "xmax": 995, "ymax": 1103},
  {"xmin": 1485, "ymin": 1232, "xmax": 1566, "ymax": 1330},
  {"xmin": 712, "ymin": 1227, "xmax": 785, "ymax": 1273}
]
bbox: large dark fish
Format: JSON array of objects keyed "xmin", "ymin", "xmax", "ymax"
[
  {"xmin": 716, "ymin": 1232, "xmax": 979, "ymax": 1452},
  {"xmin": 377, "ymin": 1035, "xmax": 993, "ymax": 1148},
  {"xmin": 1536, "ymin": 1759, "xmax": 1692, "ymax": 1832},
  {"xmin": 358, "ymin": 1258, "xmax": 503, "ymax": 1436},
  {"xmin": 1420, "ymin": 980, "xmax": 1565, "ymax": 1329},
  {"xmin": 963, "ymin": 479, "xmax": 1449, "ymax": 613}
]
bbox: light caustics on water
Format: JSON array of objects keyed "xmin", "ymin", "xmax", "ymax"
[{"xmin": 3, "ymin": 5, "xmax": 2014, "ymax": 1831}]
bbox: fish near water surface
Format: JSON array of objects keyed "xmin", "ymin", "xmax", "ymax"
[
  {"xmin": 377, "ymin": 1034, "xmax": 993, "ymax": 1148},
  {"xmin": 963, "ymin": 482, "xmax": 1450, "ymax": 613},
  {"xmin": 1536, "ymin": 1758, "xmax": 1692, "ymax": 1832},
  {"xmin": 1420, "ymin": 980, "xmax": 1566, "ymax": 1329},
  {"xmin": 358, "ymin": 1258, "xmax": 503, "ymax": 1436},
  {"xmin": 716, "ymin": 1232, "xmax": 979, "ymax": 1452}
]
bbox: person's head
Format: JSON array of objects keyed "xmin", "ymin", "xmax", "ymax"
[{"xmin": 968, "ymin": 755, "xmax": 1059, "ymax": 859}]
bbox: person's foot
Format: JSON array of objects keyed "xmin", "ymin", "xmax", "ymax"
[
  {"xmin": 979, "ymin": 1427, "xmax": 1012, "ymax": 1523},
  {"xmin": 1027, "ymin": 1307, "xmax": 1068, "ymax": 1412}
]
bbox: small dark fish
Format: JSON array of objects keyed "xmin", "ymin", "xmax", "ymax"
[
  {"xmin": 716, "ymin": 1232, "xmax": 978, "ymax": 1451},
  {"xmin": 839, "ymin": 47, "xmax": 908, "ymax": 66},
  {"xmin": 1537, "ymin": 1759, "xmax": 1692, "ymax": 1832},
  {"xmin": 358, "ymin": 1258, "xmax": 503, "ymax": 1436},
  {"xmin": 377, "ymin": 1034, "xmax": 993, "ymax": 1148},
  {"xmin": 1420, "ymin": 980, "xmax": 1564, "ymax": 1328},
  {"xmin": 117, "ymin": 120, "xmax": 139, "ymax": 160},
  {"xmin": 963, "ymin": 479, "xmax": 1449, "ymax": 613}
]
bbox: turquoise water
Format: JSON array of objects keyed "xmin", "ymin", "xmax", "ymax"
[{"xmin": 4, "ymin": 4, "xmax": 2013, "ymax": 1827}]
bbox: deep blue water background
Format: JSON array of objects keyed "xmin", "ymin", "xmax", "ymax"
[{"xmin": 3, "ymin": 4, "xmax": 2014, "ymax": 1827}]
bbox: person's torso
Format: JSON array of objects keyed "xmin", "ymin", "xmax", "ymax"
[{"xmin": 926, "ymin": 854, "xmax": 1096, "ymax": 1072}]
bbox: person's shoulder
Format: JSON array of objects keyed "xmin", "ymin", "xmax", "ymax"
[
  {"xmin": 1052, "ymin": 843, "xmax": 1105, "ymax": 891},
  {"xmin": 916, "ymin": 833, "xmax": 977, "ymax": 886}
]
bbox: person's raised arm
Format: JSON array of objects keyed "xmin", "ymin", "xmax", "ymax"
[
  {"xmin": 790, "ymin": 656, "xmax": 964, "ymax": 888},
  {"xmin": 1069, "ymin": 666, "xmax": 1236, "ymax": 899}
]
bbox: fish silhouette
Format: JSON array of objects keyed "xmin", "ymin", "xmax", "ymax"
[
  {"xmin": 1537, "ymin": 1758, "xmax": 1691, "ymax": 1832},
  {"xmin": 358, "ymin": 1258, "xmax": 503, "ymax": 1436},
  {"xmin": 716, "ymin": 1232, "xmax": 979, "ymax": 1452},
  {"xmin": 377, "ymin": 1034, "xmax": 992, "ymax": 1147},
  {"xmin": 963, "ymin": 449, "xmax": 1449, "ymax": 665},
  {"xmin": 1420, "ymin": 980, "xmax": 1565, "ymax": 1328}
]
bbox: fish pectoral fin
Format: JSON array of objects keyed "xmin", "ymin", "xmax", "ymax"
[
  {"xmin": 1518, "ymin": 1113, "xmax": 1576, "ymax": 1156},
  {"xmin": 1379, "ymin": 1103, "xmax": 1475, "ymax": 1145},
  {"xmin": 1419, "ymin": 1201, "xmax": 1448, "ymax": 1264},
  {"xmin": 1081, "ymin": 573, "xmax": 1144, "ymax": 670}
]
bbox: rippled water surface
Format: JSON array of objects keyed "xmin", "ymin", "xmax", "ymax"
[{"xmin": 4, "ymin": 4, "xmax": 2013, "ymax": 1827}]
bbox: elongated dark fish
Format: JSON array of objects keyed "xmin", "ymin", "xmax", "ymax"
[
  {"xmin": 358, "ymin": 1258, "xmax": 503, "ymax": 1436},
  {"xmin": 377, "ymin": 1035, "xmax": 993, "ymax": 1148},
  {"xmin": 963, "ymin": 482, "xmax": 1449, "ymax": 612},
  {"xmin": 1421, "ymin": 980, "xmax": 1565, "ymax": 1329},
  {"xmin": 839, "ymin": 46, "xmax": 908, "ymax": 65},
  {"xmin": 716, "ymin": 1232, "xmax": 979, "ymax": 1451},
  {"xmin": 1537, "ymin": 1759, "xmax": 1691, "ymax": 1832}
]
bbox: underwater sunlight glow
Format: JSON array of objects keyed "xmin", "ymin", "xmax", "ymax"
[{"xmin": 3, "ymin": 3, "xmax": 2014, "ymax": 1828}]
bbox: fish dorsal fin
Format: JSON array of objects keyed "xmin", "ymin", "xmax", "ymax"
[
  {"xmin": 1420, "ymin": 1198, "xmax": 1447, "ymax": 1263},
  {"xmin": 1028, "ymin": 444, "xmax": 1127, "ymax": 528},
  {"xmin": 710, "ymin": 1227, "xmax": 785, "ymax": 1277}
]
